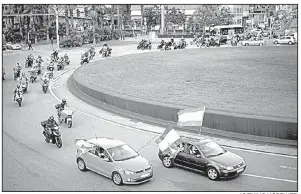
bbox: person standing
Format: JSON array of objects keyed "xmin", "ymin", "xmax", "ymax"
[{"xmin": 28, "ymin": 39, "xmax": 33, "ymax": 51}]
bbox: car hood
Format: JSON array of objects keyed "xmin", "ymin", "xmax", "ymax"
[
  {"xmin": 115, "ymin": 155, "xmax": 150, "ymax": 172},
  {"xmin": 210, "ymin": 151, "xmax": 243, "ymax": 166}
]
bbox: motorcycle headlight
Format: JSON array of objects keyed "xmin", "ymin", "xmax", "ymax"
[{"xmin": 124, "ymin": 170, "xmax": 135, "ymax": 175}]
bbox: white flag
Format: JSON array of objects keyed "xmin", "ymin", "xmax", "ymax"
[{"xmin": 177, "ymin": 106, "xmax": 206, "ymax": 127}]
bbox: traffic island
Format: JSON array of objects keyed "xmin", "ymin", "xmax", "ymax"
[{"xmin": 67, "ymin": 46, "xmax": 297, "ymax": 143}]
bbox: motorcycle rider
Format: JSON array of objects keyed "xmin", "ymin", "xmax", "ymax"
[
  {"xmin": 44, "ymin": 116, "xmax": 59, "ymax": 141},
  {"xmin": 29, "ymin": 65, "xmax": 38, "ymax": 80},
  {"xmin": 36, "ymin": 55, "xmax": 43, "ymax": 64},
  {"xmin": 158, "ymin": 40, "xmax": 165, "ymax": 49},
  {"xmin": 64, "ymin": 53, "xmax": 69, "ymax": 63},
  {"xmin": 56, "ymin": 98, "xmax": 69, "ymax": 121},
  {"xmin": 13, "ymin": 83, "xmax": 23, "ymax": 101},
  {"xmin": 52, "ymin": 49, "xmax": 59, "ymax": 61},
  {"xmin": 13, "ymin": 63, "xmax": 22, "ymax": 78},
  {"xmin": 18, "ymin": 72, "xmax": 28, "ymax": 85}
]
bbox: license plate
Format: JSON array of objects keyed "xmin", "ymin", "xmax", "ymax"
[
  {"xmin": 141, "ymin": 173, "xmax": 150, "ymax": 178},
  {"xmin": 237, "ymin": 168, "xmax": 244, "ymax": 173}
]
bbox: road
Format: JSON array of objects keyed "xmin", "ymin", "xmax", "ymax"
[{"xmin": 2, "ymin": 44, "xmax": 297, "ymax": 191}]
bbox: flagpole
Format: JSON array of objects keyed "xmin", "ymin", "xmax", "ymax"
[
  {"xmin": 137, "ymin": 135, "xmax": 158, "ymax": 153},
  {"xmin": 199, "ymin": 106, "xmax": 206, "ymax": 137}
]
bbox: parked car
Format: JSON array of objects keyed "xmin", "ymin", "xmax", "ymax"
[
  {"xmin": 241, "ymin": 38, "xmax": 265, "ymax": 46},
  {"xmin": 288, "ymin": 33, "xmax": 298, "ymax": 43},
  {"xmin": 2, "ymin": 45, "xmax": 6, "ymax": 50},
  {"xmin": 75, "ymin": 137, "xmax": 153, "ymax": 186},
  {"xmin": 158, "ymin": 137, "xmax": 247, "ymax": 181},
  {"xmin": 273, "ymin": 36, "xmax": 296, "ymax": 45},
  {"xmin": 6, "ymin": 42, "xmax": 22, "ymax": 50}
]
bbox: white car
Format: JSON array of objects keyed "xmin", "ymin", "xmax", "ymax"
[
  {"xmin": 273, "ymin": 36, "xmax": 296, "ymax": 45},
  {"xmin": 241, "ymin": 38, "xmax": 265, "ymax": 46},
  {"xmin": 75, "ymin": 137, "xmax": 153, "ymax": 185},
  {"xmin": 6, "ymin": 42, "xmax": 22, "ymax": 50}
]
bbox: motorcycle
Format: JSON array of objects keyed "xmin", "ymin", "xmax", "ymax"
[
  {"xmin": 99, "ymin": 47, "xmax": 112, "ymax": 58},
  {"xmin": 13, "ymin": 70, "xmax": 21, "ymax": 80},
  {"xmin": 64, "ymin": 57, "xmax": 70, "ymax": 65},
  {"xmin": 29, "ymin": 70, "xmax": 38, "ymax": 83},
  {"xmin": 57, "ymin": 61, "xmax": 65, "ymax": 71},
  {"xmin": 41, "ymin": 121, "xmax": 62, "ymax": 148},
  {"xmin": 42, "ymin": 80, "xmax": 49, "ymax": 93},
  {"xmin": 25, "ymin": 57, "xmax": 34, "ymax": 68},
  {"xmin": 157, "ymin": 42, "xmax": 165, "ymax": 50},
  {"xmin": 58, "ymin": 108, "xmax": 75, "ymax": 128},
  {"xmin": 15, "ymin": 91, "xmax": 23, "ymax": 107},
  {"xmin": 89, "ymin": 51, "xmax": 96, "ymax": 60},
  {"xmin": 174, "ymin": 41, "xmax": 187, "ymax": 50},
  {"xmin": 21, "ymin": 81, "xmax": 28, "ymax": 93},
  {"xmin": 190, "ymin": 38, "xmax": 201, "ymax": 46},
  {"xmin": 137, "ymin": 41, "xmax": 152, "ymax": 50},
  {"xmin": 80, "ymin": 56, "xmax": 89, "ymax": 65}
]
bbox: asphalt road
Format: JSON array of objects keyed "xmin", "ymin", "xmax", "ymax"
[{"xmin": 2, "ymin": 44, "xmax": 297, "ymax": 191}]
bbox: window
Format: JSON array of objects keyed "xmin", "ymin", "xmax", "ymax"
[
  {"xmin": 76, "ymin": 9, "xmax": 80, "ymax": 17},
  {"xmin": 198, "ymin": 141, "xmax": 226, "ymax": 158},
  {"xmin": 107, "ymin": 144, "xmax": 138, "ymax": 161}
]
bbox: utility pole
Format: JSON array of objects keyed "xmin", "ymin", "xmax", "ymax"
[
  {"xmin": 270, "ymin": 16, "xmax": 273, "ymax": 39},
  {"xmin": 161, "ymin": 5, "xmax": 164, "ymax": 34},
  {"xmin": 52, "ymin": 5, "xmax": 60, "ymax": 50},
  {"xmin": 117, "ymin": 5, "xmax": 120, "ymax": 31}
]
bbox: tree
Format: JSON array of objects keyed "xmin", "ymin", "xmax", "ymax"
[
  {"xmin": 193, "ymin": 5, "xmax": 219, "ymax": 33},
  {"xmin": 216, "ymin": 6, "xmax": 234, "ymax": 25},
  {"xmin": 143, "ymin": 5, "xmax": 160, "ymax": 30},
  {"xmin": 165, "ymin": 7, "xmax": 187, "ymax": 32}
]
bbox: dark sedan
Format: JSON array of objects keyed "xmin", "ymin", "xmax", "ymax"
[{"xmin": 158, "ymin": 137, "xmax": 246, "ymax": 181}]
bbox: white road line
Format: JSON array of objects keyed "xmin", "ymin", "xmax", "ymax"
[
  {"xmin": 243, "ymin": 174, "xmax": 297, "ymax": 183},
  {"xmin": 280, "ymin": 166, "xmax": 297, "ymax": 170},
  {"xmin": 223, "ymin": 146, "xmax": 297, "ymax": 159}
]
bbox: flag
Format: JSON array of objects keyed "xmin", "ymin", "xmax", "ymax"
[
  {"xmin": 177, "ymin": 106, "xmax": 206, "ymax": 127},
  {"xmin": 155, "ymin": 125, "xmax": 182, "ymax": 156}
]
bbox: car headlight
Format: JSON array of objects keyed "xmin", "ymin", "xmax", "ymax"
[
  {"xmin": 124, "ymin": 170, "xmax": 135, "ymax": 175},
  {"xmin": 226, "ymin": 166, "xmax": 234, "ymax": 171}
]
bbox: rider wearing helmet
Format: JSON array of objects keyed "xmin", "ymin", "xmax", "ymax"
[
  {"xmin": 45, "ymin": 116, "xmax": 59, "ymax": 136},
  {"xmin": 64, "ymin": 53, "xmax": 69, "ymax": 61},
  {"xmin": 18, "ymin": 72, "xmax": 28, "ymax": 84},
  {"xmin": 13, "ymin": 63, "xmax": 22, "ymax": 73},
  {"xmin": 13, "ymin": 83, "xmax": 23, "ymax": 101},
  {"xmin": 56, "ymin": 98, "xmax": 68, "ymax": 121}
]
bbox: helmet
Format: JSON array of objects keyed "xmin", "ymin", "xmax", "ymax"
[
  {"xmin": 48, "ymin": 116, "xmax": 54, "ymax": 121},
  {"xmin": 38, "ymin": 55, "xmax": 41, "ymax": 58},
  {"xmin": 62, "ymin": 98, "xmax": 66, "ymax": 103},
  {"xmin": 17, "ymin": 63, "xmax": 20, "ymax": 65}
]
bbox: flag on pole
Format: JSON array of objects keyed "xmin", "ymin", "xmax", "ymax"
[
  {"xmin": 155, "ymin": 124, "xmax": 182, "ymax": 156},
  {"xmin": 177, "ymin": 106, "xmax": 206, "ymax": 127}
]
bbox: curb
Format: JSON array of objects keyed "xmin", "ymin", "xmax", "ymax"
[{"xmin": 67, "ymin": 74, "xmax": 297, "ymax": 147}]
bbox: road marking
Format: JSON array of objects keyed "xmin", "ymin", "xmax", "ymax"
[
  {"xmin": 280, "ymin": 166, "xmax": 297, "ymax": 170},
  {"xmin": 243, "ymin": 173, "xmax": 297, "ymax": 183}
]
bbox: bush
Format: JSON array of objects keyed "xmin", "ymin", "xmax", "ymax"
[
  {"xmin": 60, "ymin": 37, "xmax": 72, "ymax": 48},
  {"xmin": 72, "ymin": 35, "xmax": 83, "ymax": 47}
]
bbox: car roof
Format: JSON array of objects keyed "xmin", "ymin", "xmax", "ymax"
[
  {"xmin": 181, "ymin": 137, "xmax": 213, "ymax": 146},
  {"xmin": 87, "ymin": 137, "xmax": 125, "ymax": 149}
]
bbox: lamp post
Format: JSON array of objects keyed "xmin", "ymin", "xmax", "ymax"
[{"xmin": 52, "ymin": 5, "xmax": 60, "ymax": 50}]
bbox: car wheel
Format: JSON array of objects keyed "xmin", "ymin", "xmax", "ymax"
[
  {"xmin": 274, "ymin": 41, "xmax": 278, "ymax": 44},
  {"xmin": 162, "ymin": 155, "xmax": 174, "ymax": 168},
  {"xmin": 207, "ymin": 167, "xmax": 220, "ymax": 181},
  {"xmin": 77, "ymin": 158, "xmax": 87, "ymax": 171},
  {"xmin": 288, "ymin": 41, "xmax": 292, "ymax": 45},
  {"xmin": 112, "ymin": 172, "xmax": 123, "ymax": 186},
  {"xmin": 259, "ymin": 43, "xmax": 263, "ymax": 46},
  {"xmin": 245, "ymin": 43, "xmax": 249, "ymax": 46}
]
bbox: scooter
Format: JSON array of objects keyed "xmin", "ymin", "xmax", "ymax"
[
  {"xmin": 59, "ymin": 108, "xmax": 75, "ymax": 128},
  {"xmin": 13, "ymin": 70, "xmax": 20, "ymax": 80}
]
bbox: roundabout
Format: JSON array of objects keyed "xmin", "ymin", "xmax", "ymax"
[{"xmin": 2, "ymin": 42, "xmax": 297, "ymax": 191}]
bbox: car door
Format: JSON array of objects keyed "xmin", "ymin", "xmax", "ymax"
[
  {"xmin": 185, "ymin": 144, "xmax": 208, "ymax": 172},
  {"xmin": 100, "ymin": 149, "xmax": 115, "ymax": 177},
  {"xmin": 174, "ymin": 144, "xmax": 190, "ymax": 167}
]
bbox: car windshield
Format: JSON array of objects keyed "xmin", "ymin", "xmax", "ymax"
[
  {"xmin": 107, "ymin": 144, "xmax": 138, "ymax": 161},
  {"xmin": 198, "ymin": 141, "xmax": 226, "ymax": 158}
]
